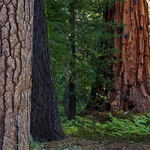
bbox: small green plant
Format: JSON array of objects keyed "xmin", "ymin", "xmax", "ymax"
[
  {"xmin": 58, "ymin": 104, "xmax": 65, "ymax": 116},
  {"xmin": 61, "ymin": 112, "xmax": 150, "ymax": 142},
  {"xmin": 28, "ymin": 135, "xmax": 44, "ymax": 150}
]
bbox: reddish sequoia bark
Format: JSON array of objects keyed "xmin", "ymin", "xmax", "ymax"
[
  {"xmin": 107, "ymin": 0, "xmax": 150, "ymax": 112},
  {"xmin": 0, "ymin": 0, "xmax": 33, "ymax": 149}
]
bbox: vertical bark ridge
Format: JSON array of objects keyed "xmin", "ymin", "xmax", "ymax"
[
  {"xmin": 107, "ymin": 0, "xmax": 150, "ymax": 112},
  {"xmin": 0, "ymin": 0, "xmax": 34, "ymax": 149}
]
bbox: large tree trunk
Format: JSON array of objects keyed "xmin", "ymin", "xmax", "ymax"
[
  {"xmin": 31, "ymin": 0, "xmax": 66, "ymax": 141},
  {"xmin": 107, "ymin": 0, "xmax": 150, "ymax": 112},
  {"xmin": 0, "ymin": 0, "xmax": 34, "ymax": 149}
]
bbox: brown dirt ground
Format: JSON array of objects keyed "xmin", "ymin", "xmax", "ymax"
[{"xmin": 42, "ymin": 136, "xmax": 150, "ymax": 150}]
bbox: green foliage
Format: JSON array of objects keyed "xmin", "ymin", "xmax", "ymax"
[
  {"xmin": 46, "ymin": 0, "xmax": 70, "ymax": 104},
  {"xmin": 61, "ymin": 112, "xmax": 150, "ymax": 142},
  {"xmin": 28, "ymin": 135, "xmax": 44, "ymax": 150},
  {"xmin": 58, "ymin": 104, "xmax": 65, "ymax": 116},
  {"xmin": 96, "ymin": 113, "xmax": 150, "ymax": 141},
  {"xmin": 46, "ymin": 0, "xmax": 124, "ymax": 107},
  {"xmin": 76, "ymin": 101, "xmax": 87, "ymax": 114},
  {"xmin": 70, "ymin": 1, "xmax": 123, "ymax": 101}
]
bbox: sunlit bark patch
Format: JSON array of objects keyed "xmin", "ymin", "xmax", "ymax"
[{"xmin": 107, "ymin": 0, "xmax": 150, "ymax": 112}]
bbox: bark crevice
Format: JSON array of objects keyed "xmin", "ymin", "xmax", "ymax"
[{"xmin": 0, "ymin": 0, "xmax": 33, "ymax": 149}]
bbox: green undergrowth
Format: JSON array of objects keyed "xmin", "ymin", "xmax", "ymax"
[
  {"xmin": 29, "ymin": 135, "xmax": 44, "ymax": 150},
  {"xmin": 60, "ymin": 111, "xmax": 150, "ymax": 142}
]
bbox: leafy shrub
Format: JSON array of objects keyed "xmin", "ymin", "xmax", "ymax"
[
  {"xmin": 28, "ymin": 135, "xmax": 44, "ymax": 150},
  {"xmin": 61, "ymin": 112, "xmax": 150, "ymax": 142}
]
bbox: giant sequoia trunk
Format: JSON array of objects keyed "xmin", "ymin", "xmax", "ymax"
[
  {"xmin": 31, "ymin": 0, "xmax": 66, "ymax": 141},
  {"xmin": 107, "ymin": 0, "xmax": 150, "ymax": 112},
  {"xmin": 0, "ymin": 0, "xmax": 34, "ymax": 149}
]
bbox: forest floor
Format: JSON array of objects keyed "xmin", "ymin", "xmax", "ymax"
[
  {"xmin": 36, "ymin": 110, "xmax": 150, "ymax": 150},
  {"xmin": 42, "ymin": 136, "xmax": 150, "ymax": 150}
]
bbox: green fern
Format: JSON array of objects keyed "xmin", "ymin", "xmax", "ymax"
[{"xmin": 61, "ymin": 112, "xmax": 150, "ymax": 142}]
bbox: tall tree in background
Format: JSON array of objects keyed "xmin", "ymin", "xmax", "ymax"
[
  {"xmin": 0, "ymin": 0, "xmax": 33, "ymax": 149},
  {"xmin": 107, "ymin": 0, "xmax": 150, "ymax": 112},
  {"xmin": 68, "ymin": 1, "xmax": 76, "ymax": 120}
]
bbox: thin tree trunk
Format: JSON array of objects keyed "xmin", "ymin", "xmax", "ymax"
[
  {"xmin": 0, "ymin": 0, "xmax": 34, "ymax": 149},
  {"xmin": 31, "ymin": 0, "xmax": 66, "ymax": 141},
  {"xmin": 68, "ymin": 2, "xmax": 76, "ymax": 120},
  {"xmin": 107, "ymin": 0, "xmax": 150, "ymax": 112},
  {"xmin": 63, "ymin": 83, "xmax": 69, "ymax": 116}
]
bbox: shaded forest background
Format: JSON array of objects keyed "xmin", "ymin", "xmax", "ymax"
[{"xmin": 46, "ymin": 0, "xmax": 124, "ymax": 120}]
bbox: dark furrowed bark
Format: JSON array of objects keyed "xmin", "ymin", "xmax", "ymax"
[{"xmin": 31, "ymin": 0, "xmax": 66, "ymax": 141}]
